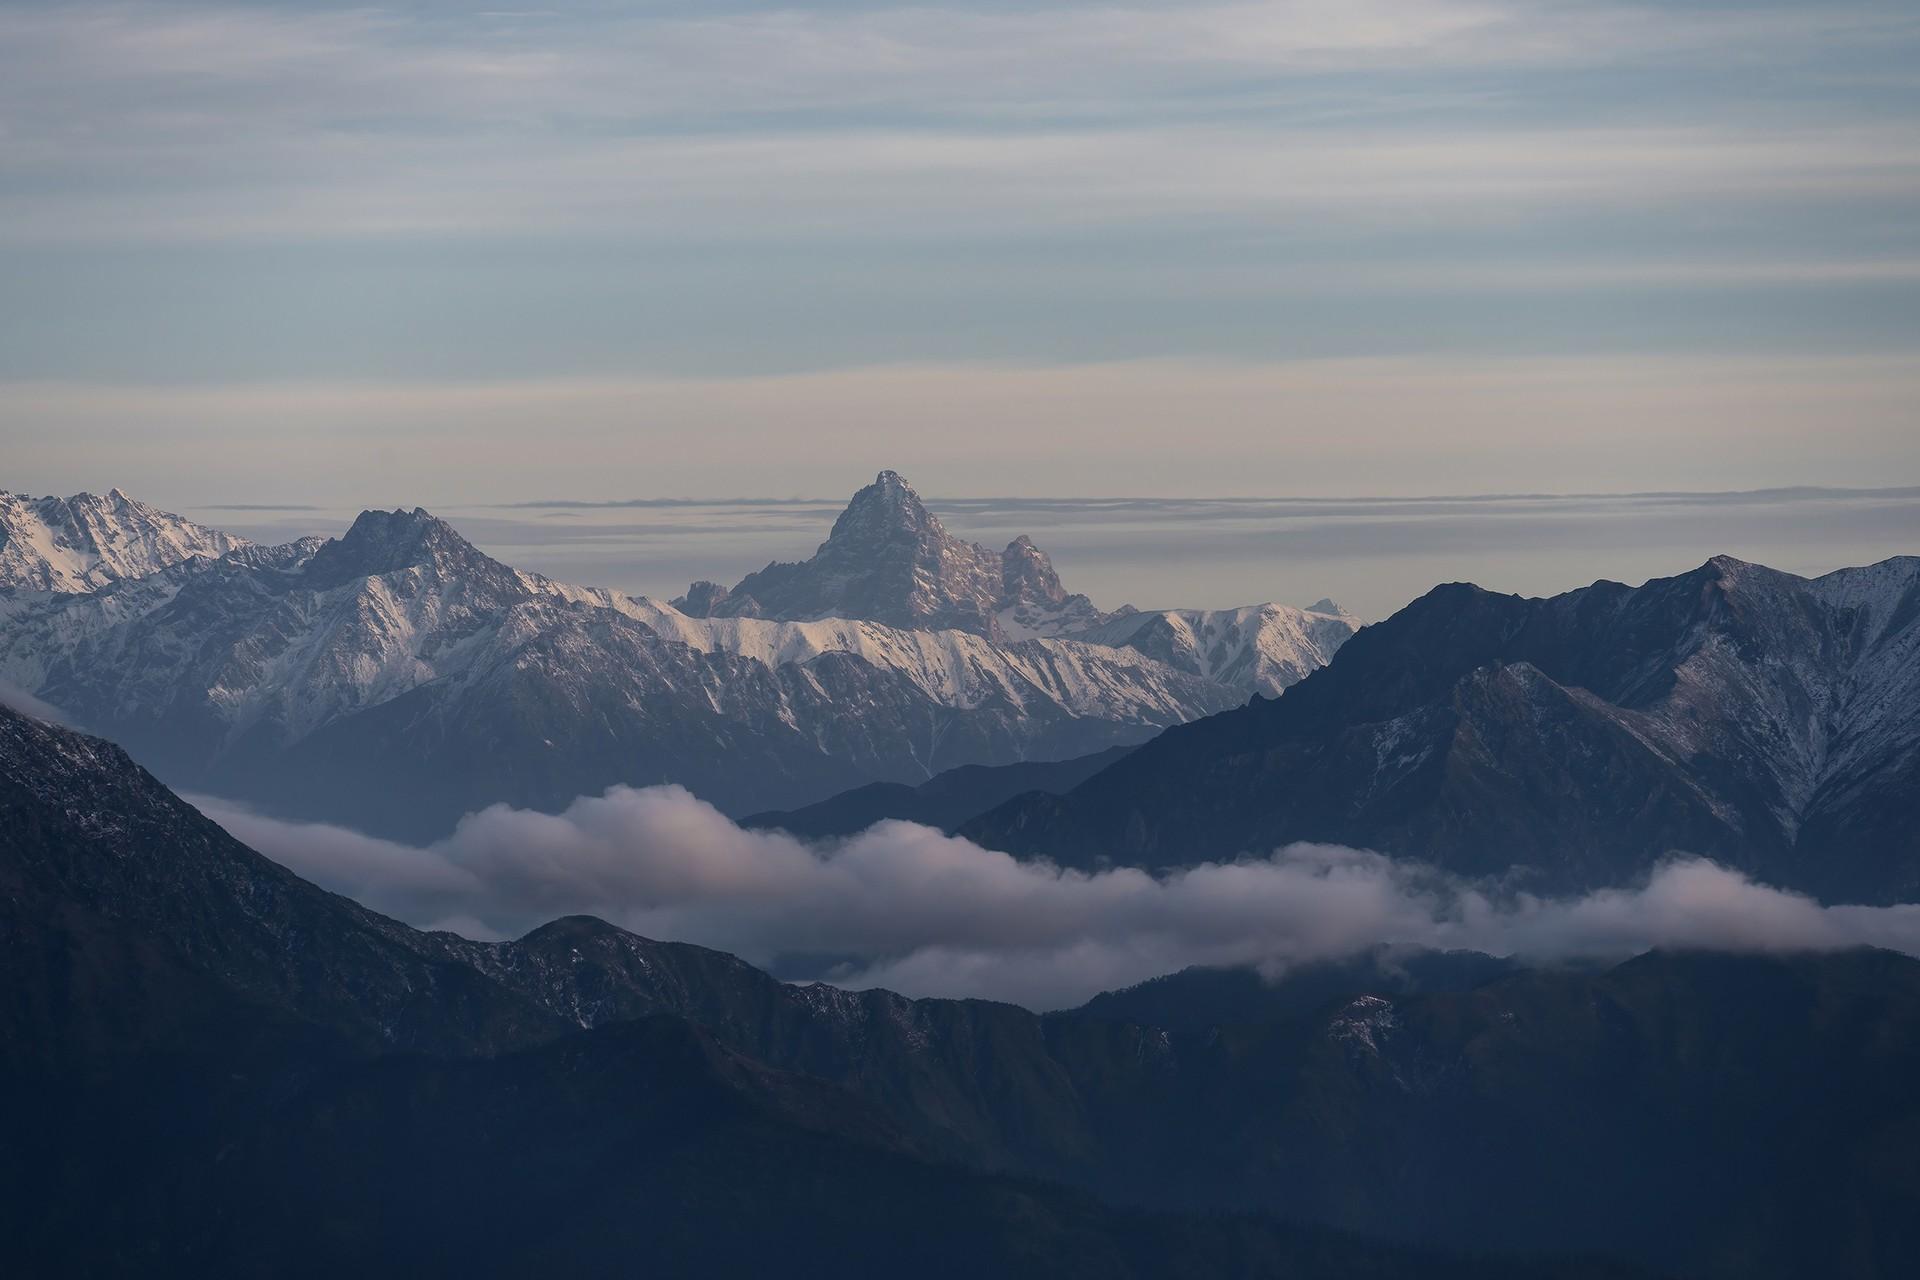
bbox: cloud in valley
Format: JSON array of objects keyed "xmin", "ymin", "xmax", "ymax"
[
  {"xmin": 196, "ymin": 785, "xmax": 1920, "ymax": 1010},
  {"xmin": 0, "ymin": 680, "xmax": 70, "ymax": 725}
]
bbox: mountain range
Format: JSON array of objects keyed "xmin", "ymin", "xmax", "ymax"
[
  {"xmin": 8, "ymin": 699, "xmax": 1920, "ymax": 1278},
  {"xmin": 8, "ymin": 476, "xmax": 1915, "ymax": 906},
  {"xmin": 0, "ymin": 476, "xmax": 1354, "ymax": 838},
  {"xmin": 674, "ymin": 469, "xmax": 1112, "ymax": 639},
  {"xmin": 965, "ymin": 553, "xmax": 1920, "ymax": 903},
  {"xmin": 7, "ymin": 474, "xmax": 1920, "ymax": 1274},
  {"xmin": 0, "ymin": 487, "xmax": 247, "ymax": 592}
]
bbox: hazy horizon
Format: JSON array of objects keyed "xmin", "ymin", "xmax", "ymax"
[{"xmin": 113, "ymin": 479, "xmax": 1920, "ymax": 620}]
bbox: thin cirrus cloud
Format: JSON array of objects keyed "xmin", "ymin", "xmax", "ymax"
[
  {"xmin": 1, "ymin": 1, "xmax": 1917, "ymax": 503},
  {"xmin": 196, "ymin": 783, "xmax": 1920, "ymax": 1012},
  {"xmin": 3, "ymin": 1, "xmax": 1917, "ymax": 244},
  {"xmin": 4, "ymin": 2, "xmax": 1901, "ymax": 123}
]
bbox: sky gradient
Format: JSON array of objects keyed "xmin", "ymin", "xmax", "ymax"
[{"xmin": 3, "ymin": 0, "xmax": 1918, "ymax": 502}]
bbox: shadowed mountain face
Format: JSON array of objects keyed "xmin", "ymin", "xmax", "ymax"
[
  {"xmin": 1075, "ymin": 948, "xmax": 1524, "ymax": 1034},
  {"xmin": 7, "ymin": 704, "xmax": 1920, "ymax": 1278},
  {"xmin": 741, "ymin": 743, "xmax": 1136, "ymax": 837},
  {"xmin": 965, "ymin": 554, "xmax": 1920, "ymax": 903},
  {"xmin": 1, "ymin": 704, "xmax": 1657, "ymax": 1280}
]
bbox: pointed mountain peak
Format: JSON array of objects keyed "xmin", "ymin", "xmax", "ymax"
[
  {"xmin": 1000, "ymin": 533, "xmax": 1067, "ymax": 605},
  {"xmin": 0, "ymin": 486, "xmax": 248, "ymax": 593},
  {"xmin": 305, "ymin": 506, "xmax": 508, "ymax": 587},
  {"xmin": 700, "ymin": 470, "xmax": 1110, "ymax": 637},
  {"xmin": 1687, "ymin": 554, "xmax": 1799, "ymax": 600},
  {"xmin": 825, "ymin": 469, "xmax": 941, "ymax": 550},
  {"xmin": 857, "ymin": 470, "xmax": 920, "ymax": 505}
]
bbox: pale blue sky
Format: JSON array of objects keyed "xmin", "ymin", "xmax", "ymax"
[{"xmin": 3, "ymin": 0, "xmax": 1917, "ymax": 502}]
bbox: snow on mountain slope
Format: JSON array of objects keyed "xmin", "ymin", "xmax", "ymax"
[
  {"xmin": 0, "ymin": 476, "xmax": 1360, "ymax": 835},
  {"xmin": 0, "ymin": 501, "xmax": 1283, "ymax": 746},
  {"xmin": 0, "ymin": 489, "xmax": 249, "ymax": 593},
  {"xmin": 0, "ymin": 509, "xmax": 555, "ymax": 747},
  {"xmin": 968, "ymin": 553, "xmax": 1920, "ymax": 903},
  {"xmin": 1071, "ymin": 601, "xmax": 1360, "ymax": 697},
  {"xmin": 0, "ymin": 503, "xmax": 1254, "ymax": 834},
  {"xmin": 1806, "ymin": 556, "xmax": 1920, "ymax": 783},
  {"xmin": 1620, "ymin": 554, "xmax": 1920, "ymax": 838},
  {"xmin": 532, "ymin": 579, "xmax": 1236, "ymax": 718},
  {"xmin": 646, "ymin": 468, "xmax": 1357, "ymax": 696}
]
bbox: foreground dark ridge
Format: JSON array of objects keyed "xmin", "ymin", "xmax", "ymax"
[
  {"xmin": 0, "ymin": 704, "xmax": 1627, "ymax": 1278},
  {"xmin": 7, "ymin": 704, "xmax": 1920, "ymax": 1276},
  {"xmin": 740, "ymin": 742, "xmax": 1136, "ymax": 837},
  {"xmin": 966, "ymin": 553, "xmax": 1920, "ymax": 903}
]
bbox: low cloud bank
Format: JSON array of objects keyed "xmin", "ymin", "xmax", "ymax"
[
  {"xmin": 196, "ymin": 785, "xmax": 1920, "ymax": 1010},
  {"xmin": 0, "ymin": 680, "xmax": 70, "ymax": 725}
]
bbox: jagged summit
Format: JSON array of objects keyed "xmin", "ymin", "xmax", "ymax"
[
  {"xmin": 0, "ymin": 488, "xmax": 250, "ymax": 593},
  {"xmin": 0, "ymin": 482, "xmax": 1358, "ymax": 837},
  {"xmin": 0, "ymin": 483, "xmax": 1270, "ymax": 837},
  {"xmin": 672, "ymin": 579, "xmax": 732, "ymax": 616},
  {"xmin": 303, "ymin": 506, "xmax": 518, "ymax": 591},
  {"xmin": 966, "ymin": 551, "xmax": 1920, "ymax": 904},
  {"xmin": 677, "ymin": 470, "xmax": 1108, "ymax": 638},
  {"xmin": 828, "ymin": 469, "xmax": 935, "ymax": 547}
]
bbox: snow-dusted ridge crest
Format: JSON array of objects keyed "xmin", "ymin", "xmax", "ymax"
[
  {"xmin": 0, "ymin": 488, "xmax": 250, "ymax": 593},
  {"xmin": 0, "ymin": 478, "xmax": 1356, "ymax": 837}
]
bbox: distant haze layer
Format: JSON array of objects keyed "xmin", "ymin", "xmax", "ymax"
[{"xmin": 195, "ymin": 485, "xmax": 1920, "ymax": 621}]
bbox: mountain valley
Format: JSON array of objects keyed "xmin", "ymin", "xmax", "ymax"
[{"xmin": 7, "ymin": 701, "xmax": 1915, "ymax": 1279}]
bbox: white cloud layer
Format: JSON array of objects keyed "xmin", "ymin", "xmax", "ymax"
[
  {"xmin": 197, "ymin": 784, "xmax": 1920, "ymax": 1010},
  {"xmin": 0, "ymin": 680, "xmax": 70, "ymax": 726}
]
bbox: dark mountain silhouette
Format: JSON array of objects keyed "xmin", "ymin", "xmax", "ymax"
[
  {"xmin": 743, "ymin": 743, "xmax": 1135, "ymax": 837},
  {"xmin": 965, "ymin": 555, "xmax": 1920, "ymax": 903},
  {"xmin": 8, "ymin": 704, "xmax": 1920, "ymax": 1275},
  {"xmin": 1075, "ymin": 947, "xmax": 1522, "ymax": 1033},
  {"xmin": 1, "ymin": 703, "xmax": 1647, "ymax": 1279}
]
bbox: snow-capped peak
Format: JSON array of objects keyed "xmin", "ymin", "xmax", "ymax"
[
  {"xmin": 0, "ymin": 489, "xmax": 251, "ymax": 594},
  {"xmin": 0, "ymin": 482, "xmax": 1364, "ymax": 837}
]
